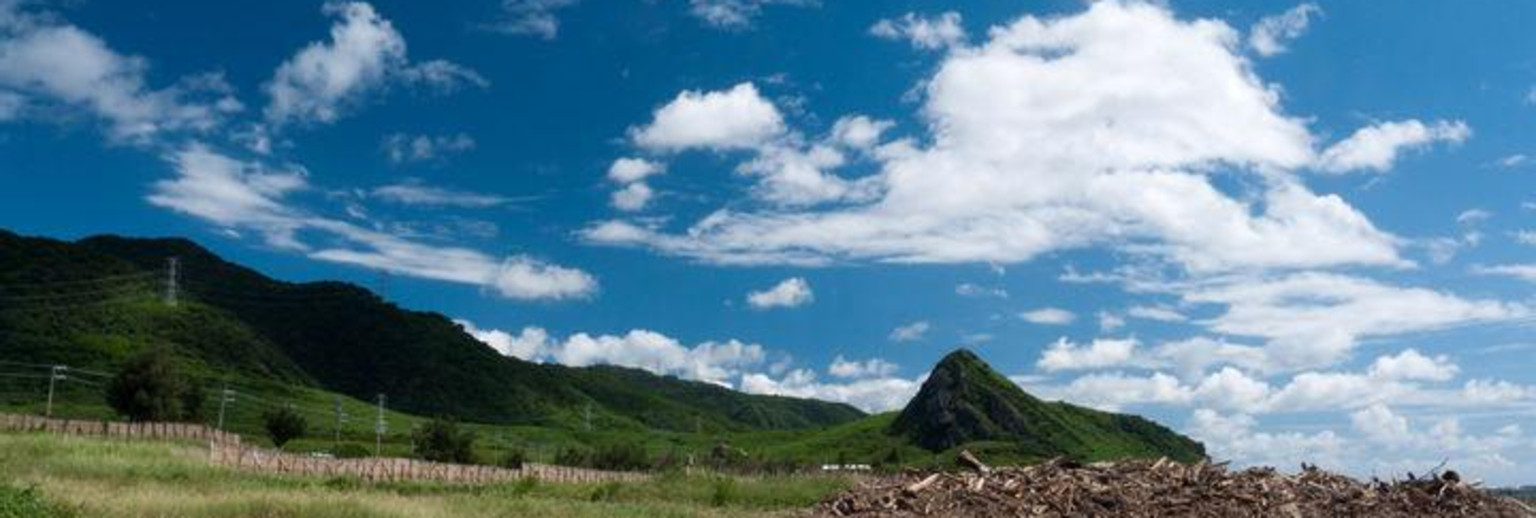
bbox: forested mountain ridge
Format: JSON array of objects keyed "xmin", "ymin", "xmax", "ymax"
[{"xmin": 0, "ymin": 229, "xmax": 864, "ymax": 432}]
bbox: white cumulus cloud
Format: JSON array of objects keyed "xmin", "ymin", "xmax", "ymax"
[
  {"xmin": 746, "ymin": 277, "xmax": 814, "ymax": 309},
  {"xmin": 587, "ymin": 2, "xmax": 1408, "ymax": 273},
  {"xmin": 1037, "ymin": 337, "xmax": 1138, "ymax": 372},
  {"xmin": 0, "ymin": 1, "xmax": 241, "ymax": 142},
  {"xmin": 828, "ymin": 355, "xmax": 899, "ymax": 379},
  {"xmin": 630, "ymin": 82, "xmax": 785, "ymax": 152},
  {"xmin": 264, "ymin": 2, "xmax": 484, "ymax": 126},
  {"xmin": 741, "ymin": 368, "xmax": 921, "ymax": 413}
]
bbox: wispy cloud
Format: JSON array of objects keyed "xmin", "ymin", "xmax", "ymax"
[
  {"xmin": 371, "ymin": 181, "xmax": 512, "ymax": 208},
  {"xmin": 149, "ymin": 144, "xmax": 595, "ymax": 301},
  {"xmin": 493, "ymin": 0, "xmax": 579, "ymax": 39},
  {"xmin": 382, "ymin": 133, "xmax": 475, "ymax": 164},
  {"xmin": 869, "ymin": 12, "xmax": 966, "ymax": 50},
  {"xmin": 1248, "ymin": 3, "xmax": 1322, "ymax": 57}
]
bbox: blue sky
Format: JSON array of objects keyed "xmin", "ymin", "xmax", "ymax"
[{"xmin": 3, "ymin": 0, "xmax": 1536, "ymax": 483}]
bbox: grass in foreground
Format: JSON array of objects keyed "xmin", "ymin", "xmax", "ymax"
[{"xmin": 0, "ymin": 433, "xmax": 851, "ymax": 518}]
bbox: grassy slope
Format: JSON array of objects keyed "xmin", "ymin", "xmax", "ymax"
[{"xmin": 0, "ymin": 433, "xmax": 852, "ymax": 518}]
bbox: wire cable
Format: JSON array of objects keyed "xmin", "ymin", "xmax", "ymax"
[{"xmin": 0, "ymin": 271, "xmax": 159, "ymax": 290}]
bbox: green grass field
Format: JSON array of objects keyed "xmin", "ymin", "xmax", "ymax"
[
  {"xmin": 0, "ymin": 432, "xmax": 853, "ymax": 517},
  {"xmin": 0, "ymin": 380, "xmax": 917, "ymax": 470}
]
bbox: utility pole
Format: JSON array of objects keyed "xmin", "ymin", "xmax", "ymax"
[
  {"xmin": 583, "ymin": 403, "xmax": 592, "ymax": 432},
  {"xmin": 374, "ymin": 394, "xmax": 386, "ymax": 457},
  {"xmin": 215, "ymin": 384, "xmax": 235, "ymax": 430},
  {"xmin": 165, "ymin": 257, "xmax": 180, "ymax": 307},
  {"xmin": 332, "ymin": 395, "xmax": 348, "ymax": 451},
  {"xmin": 44, "ymin": 365, "xmax": 66, "ymax": 417}
]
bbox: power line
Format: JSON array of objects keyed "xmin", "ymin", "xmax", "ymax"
[
  {"xmin": 63, "ymin": 367, "xmax": 111, "ymax": 379},
  {"xmin": 62, "ymin": 377, "xmax": 104, "ymax": 388},
  {"xmin": 0, "ymin": 286, "xmax": 155, "ymax": 303},
  {"xmin": 179, "ymin": 284, "xmax": 372, "ymax": 302},
  {"xmin": 0, "ymin": 271, "xmax": 159, "ymax": 290},
  {"xmin": 0, "ymin": 360, "xmax": 63, "ymax": 370},
  {"xmin": 179, "ymin": 293, "xmax": 363, "ymax": 308},
  {"xmin": 0, "ymin": 361, "xmax": 108, "ymax": 379},
  {"xmin": 0, "ymin": 372, "xmax": 53, "ymax": 380},
  {"xmin": 3, "ymin": 356, "xmax": 391, "ymax": 438},
  {"xmin": 0, "ymin": 297, "xmax": 159, "ymax": 314}
]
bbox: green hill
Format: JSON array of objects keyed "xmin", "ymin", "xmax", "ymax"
[
  {"xmin": 0, "ymin": 229, "xmax": 863, "ymax": 434},
  {"xmin": 0, "ymin": 228, "xmax": 1200, "ymax": 469},
  {"xmin": 732, "ymin": 350, "xmax": 1205, "ymax": 468},
  {"xmin": 890, "ymin": 349, "xmax": 1205, "ymax": 463}
]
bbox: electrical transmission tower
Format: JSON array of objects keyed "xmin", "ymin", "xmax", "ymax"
[{"xmin": 164, "ymin": 257, "xmax": 180, "ymax": 307}]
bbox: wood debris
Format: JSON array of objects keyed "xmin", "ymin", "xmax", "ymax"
[{"xmin": 818, "ymin": 457, "xmax": 1535, "ymax": 517}]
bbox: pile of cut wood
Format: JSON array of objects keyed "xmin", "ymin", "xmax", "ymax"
[{"xmin": 818, "ymin": 452, "xmax": 1536, "ymax": 517}]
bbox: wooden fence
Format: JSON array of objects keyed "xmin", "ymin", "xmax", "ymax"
[
  {"xmin": 0, "ymin": 413, "xmax": 240, "ymax": 446},
  {"xmin": 0, "ymin": 413, "xmax": 647, "ymax": 485},
  {"xmin": 208, "ymin": 442, "xmax": 649, "ymax": 484}
]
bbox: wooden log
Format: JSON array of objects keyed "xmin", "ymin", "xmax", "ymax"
[
  {"xmin": 958, "ymin": 450, "xmax": 991, "ymax": 474},
  {"xmin": 905, "ymin": 474, "xmax": 942, "ymax": 496}
]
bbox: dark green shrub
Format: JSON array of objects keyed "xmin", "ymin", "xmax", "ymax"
[
  {"xmin": 411, "ymin": 418, "xmax": 476, "ymax": 464},
  {"xmin": 554, "ymin": 447, "xmax": 589, "ymax": 467},
  {"xmin": 710, "ymin": 477, "xmax": 737, "ymax": 507},
  {"xmin": 589, "ymin": 441, "xmax": 648, "ymax": 472},
  {"xmin": 0, "ymin": 484, "xmax": 71, "ymax": 518},
  {"xmin": 105, "ymin": 348, "xmax": 200, "ymax": 422},
  {"xmin": 262, "ymin": 407, "xmax": 307, "ymax": 449},
  {"xmin": 510, "ymin": 477, "xmax": 538, "ymax": 496},
  {"xmin": 499, "ymin": 447, "xmax": 528, "ymax": 469},
  {"xmin": 588, "ymin": 481, "xmax": 622, "ymax": 502}
]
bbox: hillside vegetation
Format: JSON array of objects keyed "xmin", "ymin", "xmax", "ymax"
[
  {"xmin": 0, "ymin": 229, "xmax": 863, "ymax": 436},
  {"xmin": 890, "ymin": 350, "xmax": 1206, "ymax": 464},
  {"xmin": 1, "ymin": 228, "xmax": 1202, "ymax": 471}
]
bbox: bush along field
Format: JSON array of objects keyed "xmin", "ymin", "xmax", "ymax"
[{"xmin": 0, "ymin": 433, "xmax": 855, "ymax": 518}]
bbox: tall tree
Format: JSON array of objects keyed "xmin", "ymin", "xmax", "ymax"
[{"xmin": 106, "ymin": 348, "xmax": 201, "ymax": 422}]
